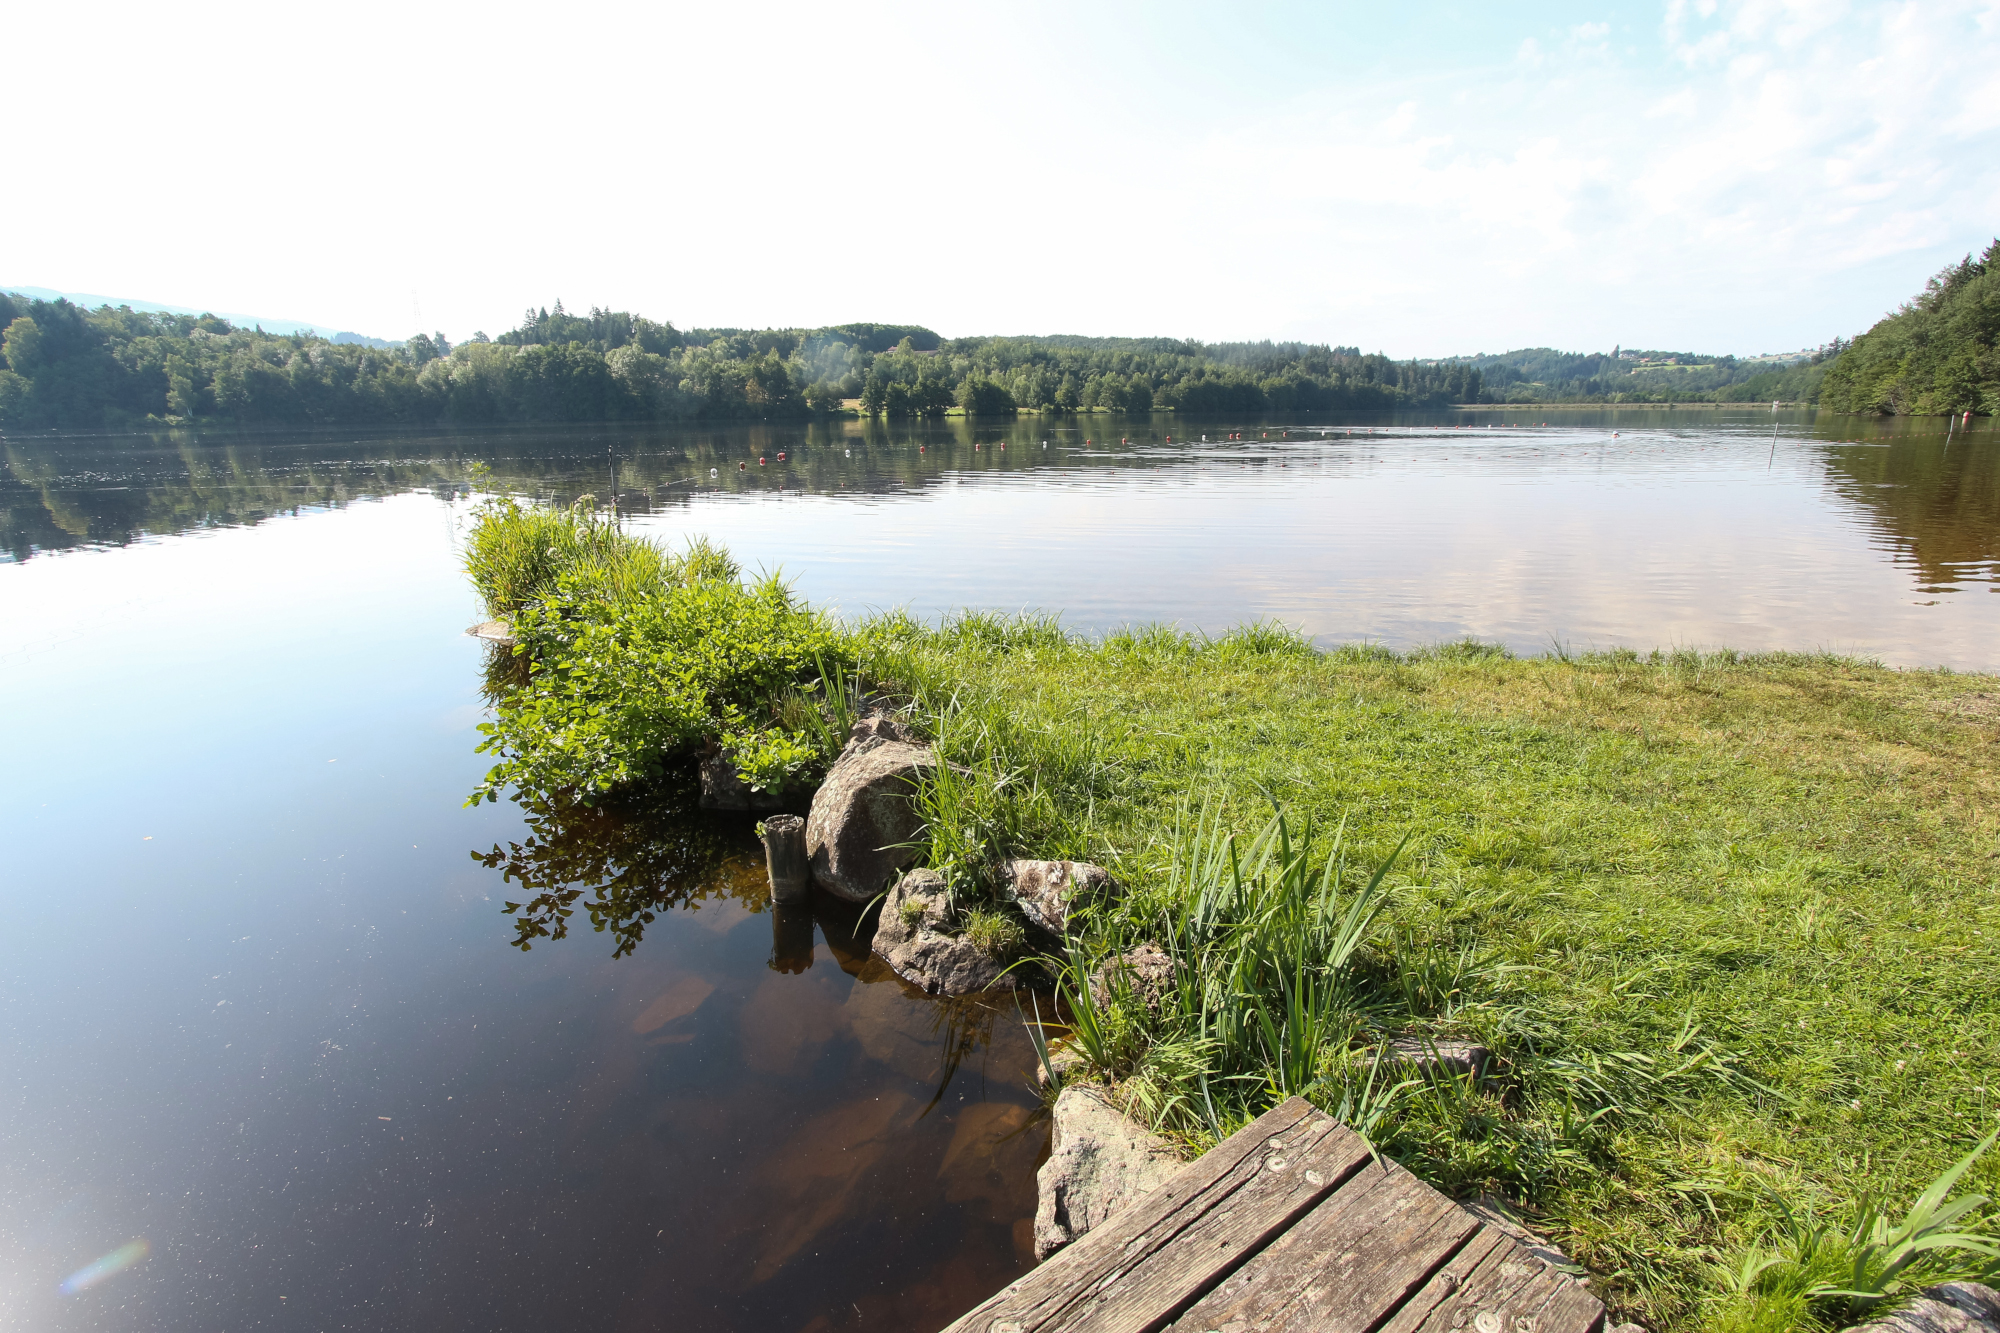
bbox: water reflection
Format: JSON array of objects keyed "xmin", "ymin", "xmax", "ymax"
[
  {"xmin": 0, "ymin": 480, "xmax": 1052, "ymax": 1333},
  {"xmin": 769, "ymin": 902, "xmax": 817, "ymax": 974},
  {"xmin": 1819, "ymin": 433, "xmax": 2000, "ymax": 592},
  {"xmin": 6, "ymin": 412, "xmax": 1998, "ymax": 668},
  {"xmin": 473, "ymin": 771, "xmax": 754, "ymax": 957}
]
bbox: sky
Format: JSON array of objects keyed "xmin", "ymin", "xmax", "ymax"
[{"xmin": 5, "ymin": 0, "xmax": 1998, "ymax": 356}]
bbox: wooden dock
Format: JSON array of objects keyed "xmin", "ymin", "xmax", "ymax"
[{"xmin": 945, "ymin": 1096, "xmax": 1606, "ymax": 1333}]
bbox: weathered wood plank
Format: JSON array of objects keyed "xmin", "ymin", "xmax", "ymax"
[
  {"xmin": 1369, "ymin": 1225, "xmax": 1513, "ymax": 1333},
  {"xmin": 943, "ymin": 1097, "xmax": 1371, "ymax": 1333},
  {"xmin": 1165, "ymin": 1153, "xmax": 1479, "ymax": 1333},
  {"xmin": 1376, "ymin": 1221, "xmax": 1606, "ymax": 1333},
  {"xmin": 942, "ymin": 1094, "xmax": 1605, "ymax": 1333},
  {"xmin": 1059, "ymin": 1116, "xmax": 1378, "ymax": 1333}
]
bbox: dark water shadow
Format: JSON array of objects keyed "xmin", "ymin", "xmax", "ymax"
[{"xmin": 473, "ymin": 767, "xmax": 761, "ymax": 957}]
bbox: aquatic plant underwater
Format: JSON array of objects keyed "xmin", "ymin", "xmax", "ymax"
[{"xmin": 459, "ymin": 499, "xmax": 2000, "ymax": 1332}]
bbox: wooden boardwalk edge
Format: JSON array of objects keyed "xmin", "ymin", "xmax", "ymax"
[{"xmin": 944, "ymin": 1097, "xmax": 1605, "ymax": 1333}]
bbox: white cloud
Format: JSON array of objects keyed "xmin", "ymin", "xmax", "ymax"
[{"xmin": 1, "ymin": 0, "xmax": 1994, "ymax": 355}]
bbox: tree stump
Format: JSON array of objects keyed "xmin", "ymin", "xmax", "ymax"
[{"xmin": 761, "ymin": 815, "xmax": 810, "ymax": 905}]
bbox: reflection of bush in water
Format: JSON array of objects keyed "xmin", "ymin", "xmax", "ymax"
[{"xmin": 474, "ymin": 771, "xmax": 762, "ymax": 957}]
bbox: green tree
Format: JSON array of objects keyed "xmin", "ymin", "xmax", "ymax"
[{"xmin": 2, "ymin": 317, "xmax": 44, "ymax": 376}]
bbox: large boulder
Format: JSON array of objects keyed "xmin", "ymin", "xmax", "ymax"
[
  {"xmin": 806, "ymin": 738, "xmax": 936, "ymax": 901},
  {"xmin": 871, "ymin": 869, "xmax": 1021, "ymax": 995},
  {"xmin": 1001, "ymin": 859, "xmax": 1112, "ymax": 938},
  {"xmin": 1843, "ymin": 1283, "xmax": 2000, "ymax": 1332},
  {"xmin": 1033, "ymin": 1085, "xmax": 1180, "ymax": 1260}
]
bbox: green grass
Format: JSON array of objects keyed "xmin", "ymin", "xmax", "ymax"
[
  {"xmin": 962, "ymin": 908, "xmax": 1028, "ymax": 958},
  {"xmin": 461, "ymin": 510, "xmax": 2000, "ymax": 1330},
  {"xmin": 464, "ymin": 493, "xmax": 736, "ymax": 618},
  {"xmin": 851, "ymin": 613, "xmax": 2000, "ymax": 1331}
]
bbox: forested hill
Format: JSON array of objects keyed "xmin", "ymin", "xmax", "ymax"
[
  {"xmin": 0, "ymin": 294, "xmax": 1477, "ymax": 430},
  {"xmin": 1448, "ymin": 239, "xmax": 1996, "ymax": 414},
  {"xmin": 1820, "ymin": 241, "xmax": 2000, "ymax": 415},
  {"xmin": 1432, "ymin": 344, "xmax": 1843, "ymax": 405}
]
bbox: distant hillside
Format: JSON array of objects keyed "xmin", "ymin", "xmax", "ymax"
[
  {"xmin": 1820, "ymin": 241, "xmax": 2000, "ymax": 415},
  {"xmin": 1424, "ymin": 344, "xmax": 1840, "ymax": 405},
  {"xmin": 0, "ymin": 285, "xmax": 391, "ymax": 347}
]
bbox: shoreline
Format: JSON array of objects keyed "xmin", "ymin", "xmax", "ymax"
[{"xmin": 467, "ymin": 499, "xmax": 2000, "ymax": 1332}]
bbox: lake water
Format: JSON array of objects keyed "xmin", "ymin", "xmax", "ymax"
[{"xmin": 2, "ymin": 409, "xmax": 1995, "ymax": 1331}]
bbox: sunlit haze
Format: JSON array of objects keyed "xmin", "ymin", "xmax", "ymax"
[{"xmin": 7, "ymin": 0, "xmax": 1998, "ymax": 354}]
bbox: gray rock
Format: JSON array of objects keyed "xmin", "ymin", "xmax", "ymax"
[
  {"xmin": 1002, "ymin": 859, "xmax": 1112, "ymax": 938},
  {"xmin": 850, "ymin": 712, "xmax": 922, "ymax": 745},
  {"xmin": 1843, "ymin": 1282, "xmax": 2000, "ymax": 1332},
  {"xmin": 698, "ymin": 748, "xmax": 802, "ymax": 813},
  {"xmin": 1387, "ymin": 1035, "xmax": 1492, "ymax": 1081},
  {"xmin": 805, "ymin": 738, "xmax": 936, "ymax": 901},
  {"xmin": 1033, "ymin": 1085, "xmax": 1180, "ymax": 1260},
  {"xmin": 870, "ymin": 869, "xmax": 1021, "ymax": 995},
  {"xmin": 1091, "ymin": 942, "xmax": 1176, "ymax": 1013},
  {"xmin": 467, "ymin": 619, "xmax": 517, "ymax": 647}
]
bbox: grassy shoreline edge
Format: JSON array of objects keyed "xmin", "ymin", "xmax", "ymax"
[{"xmin": 464, "ymin": 500, "xmax": 2000, "ymax": 1333}]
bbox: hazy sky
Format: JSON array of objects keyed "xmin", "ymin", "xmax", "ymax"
[{"xmin": 7, "ymin": 0, "xmax": 1997, "ymax": 355}]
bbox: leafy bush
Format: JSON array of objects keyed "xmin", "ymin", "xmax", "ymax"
[{"xmin": 463, "ymin": 504, "xmax": 850, "ymax": 811}]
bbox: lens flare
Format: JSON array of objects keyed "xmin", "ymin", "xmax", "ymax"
[{"xmin": 59, "ymin": 1239, "xmax": 149, "ymax": 1295}]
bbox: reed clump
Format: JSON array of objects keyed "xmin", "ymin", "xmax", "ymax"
[{"xmin": 464, "ymin": 494, "xmax": 737, "ymax": 618}]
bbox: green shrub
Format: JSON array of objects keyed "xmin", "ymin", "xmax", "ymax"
[{"xmin": 462, "ymin": 504, "xmax": 849, "ymax": 811}]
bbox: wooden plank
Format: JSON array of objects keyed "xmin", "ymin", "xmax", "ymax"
[
  {"xmin": 1376, "ymin": 1222, "xmax": 1606, "ymax": 1333},
  {"xmin": 943, "ymin": 1098, "xmax": 1373, "ymax": 1333},
  {"xmin": 1164, "ymin": 1153, "xmax": 1480, "ymax": 1333}
]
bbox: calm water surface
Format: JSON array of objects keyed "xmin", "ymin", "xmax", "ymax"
[{"xmin": 2, "ymin": 410, "xmax": 1996, "ymax": 1331}]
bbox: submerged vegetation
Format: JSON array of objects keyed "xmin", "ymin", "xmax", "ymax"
[{"xmin": 466, "ymin": 504, "xmax": 2000, "ymax": 1331}]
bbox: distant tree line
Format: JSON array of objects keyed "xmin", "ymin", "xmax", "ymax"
[
  {"xmin": 14, "ymin": 245, "xmax": 1991, "ymax": 429},
  {"xmin": 0, "ymin": 295, "xmax": 1485, "ymax": 429},
  {"xmin": 1441, "ymin": 345, "xmax": 1843, "ymax": 406}
]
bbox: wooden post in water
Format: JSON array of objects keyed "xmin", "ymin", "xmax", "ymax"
[
  {"xmin": 761, "ymin": 815, "xmax": 810, "ymax": 905},
  {"xmin": 768, "ymin": 902, "xmax": 815, "ymax": 974}
]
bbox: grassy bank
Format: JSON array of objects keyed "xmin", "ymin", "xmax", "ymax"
[
  {"xmin": 465, "ymin": 504, "xmax": 2000, "ymax": 1331},
  {"xmin": 866, "ymin": 620, "xmax": 2000, "ymax": 1331}
]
